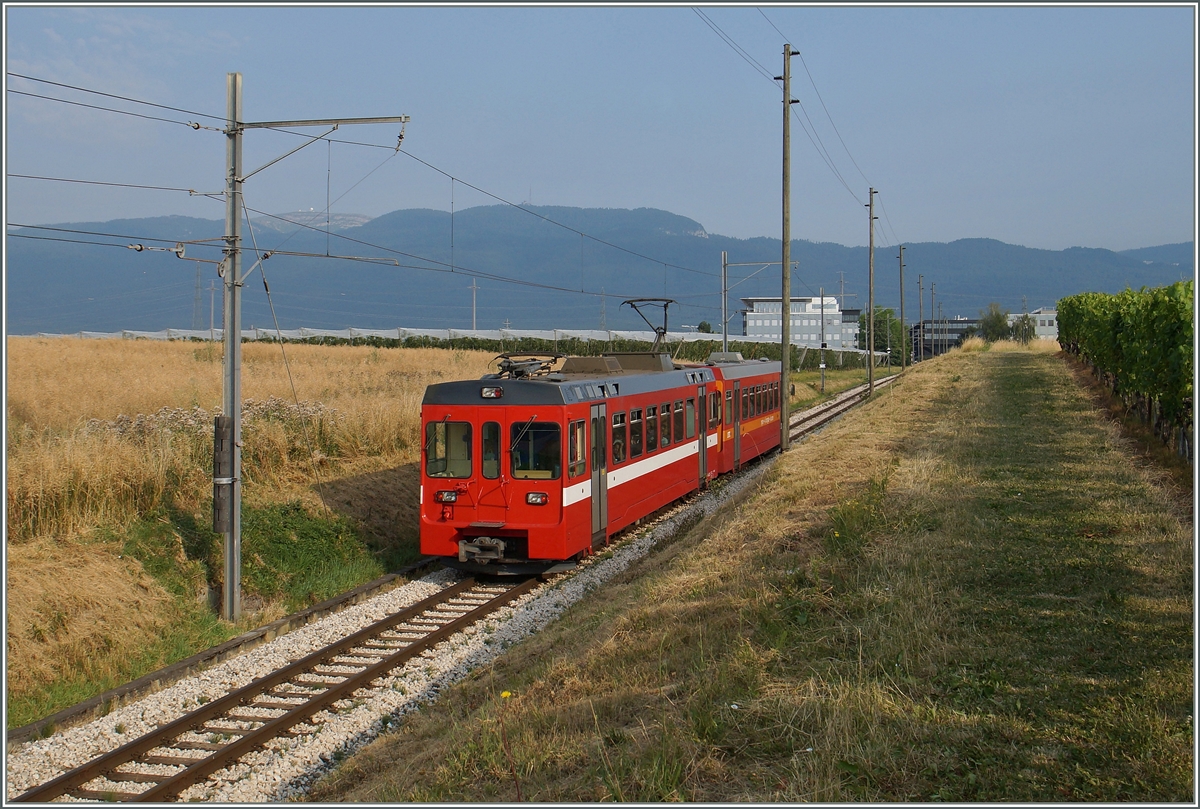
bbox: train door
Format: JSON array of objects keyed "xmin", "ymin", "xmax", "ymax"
[
  {"xmin": 733, "ymin": 381, "xmax": 742, "ymax": 471},
  {"xmin": 476, "ymin": 410, "xmax": 506, "ymax": 524},
  {"xmin": 590, "ymin": 402, "xmax": 608, "ymax": 547}
]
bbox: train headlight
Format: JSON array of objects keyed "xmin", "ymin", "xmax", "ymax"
[
  {"xmin": 526, "ymin": 492, "xmax": 549, "ymax": 505},
  {"xmin": 481, "ymin": 386, "xmax": 504, "ymax": 399},
  {"xmin": 434, "ymin": 490, "xmax": 458, "ymax": 503}
]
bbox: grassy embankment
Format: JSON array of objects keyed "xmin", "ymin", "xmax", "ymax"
[
  {"xmin": 310, "ymin": 339, "xmax": 1193, "ymax": 802},
  {"xmin": 5, "ymin": 337, "xmax": 494, "ymax": 729}
]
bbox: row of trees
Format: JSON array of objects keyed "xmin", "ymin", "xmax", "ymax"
[
  {"xmin": 249, "ymin": 331, "xmax": 870, "ymax": 372},
  {"xmin": 1057, "ymin": 281, "xmax": 1193, "ymax": 456},
  {"xmin": 977, "ymin": 303, "xmax": 1038, "ymax": 343},
  {"xmin": 857, "ymin": 308, "xmax": 910, "ymax": 365}
]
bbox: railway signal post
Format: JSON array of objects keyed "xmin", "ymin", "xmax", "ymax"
[{"xmin": 215, "ymin": 72, "xmax": 409, "ymax": 621}]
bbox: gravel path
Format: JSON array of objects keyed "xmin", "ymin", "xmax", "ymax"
[{"xmin": 5, "ymin": 458, "xmax": 773, "ymax": 803}]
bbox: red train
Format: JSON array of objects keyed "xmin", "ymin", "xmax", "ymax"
[{"xmin": 419, "ymin": 351, "xmax": 783, "ymax": 574}]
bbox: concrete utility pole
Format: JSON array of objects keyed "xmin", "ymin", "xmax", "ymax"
[
  {"xmin": 469, "ymin": 278, "xmax": 478, "ymax": 330},
  {"xmin": 214, "ymin": 72, "xmax": 409, "ymax": 623},
  {"xmin": 777, "ymin": 43, "xmax": 799, "ymax": 451},
  {"xmin": 885, "ymin": 310, "xmax": 891, "ymax": 368},
  {"xmin": 721, "ymin": 251, "xmax": 728, "ymax": 353},
  {"xmin": 209, "ymin": 279, "xmax": 217, "ymax": 342},
  {"xmin": 930, "ymin": 282, "xmax": 936, "ymax": 358},
  {"xmin": 918, "ymin": 274, "xmax": 924, "ymax": 362},
  {"xmin": 897, "ymin": 244, "xmax": 906, "ymax": 370},
  {"xmin": 819, "ymin": 286, "xmax": 826, "ymax": 393},
  {"xmin": 866, "ymin": 188, "xmax": 877, "ymax": 393}
]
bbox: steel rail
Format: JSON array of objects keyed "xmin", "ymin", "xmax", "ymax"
[
  {"xmin": 15, "ymin": 576, "xmax": 538, "ymax": 803},
  {"xmin": 788, "ymin": 373, "xmax": 899, "ymax": 441}
]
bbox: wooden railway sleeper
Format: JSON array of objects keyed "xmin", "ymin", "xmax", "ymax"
[
  {"xmin": 13, "ymin": 578, "xmax": 503, "ymax": 803},
  {"xmin": 130, "ymin": 578, "xmax": 539, "ymax": 802}
]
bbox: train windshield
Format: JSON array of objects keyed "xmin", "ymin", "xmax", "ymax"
[
  {"xmin": 425, "ymin": 421, "xmax": 472, "ymax": 478},
  {"xmin": 511, "ymin": 422, "xmax": 561, "ymax": 479}
]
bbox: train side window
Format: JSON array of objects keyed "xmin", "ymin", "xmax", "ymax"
[
  {"xmin": 708, "ymin": 391, "xmax": 720, "ymax": 429},
  {"xmin": 773, "ymin": 382, "xmax": 779, "ymax": 410},
  {"xmin": 568, "ymin": 419, "xmax": 586, "ymax": 478},
  {"xmin": 611, "ymin": 412, "xmax": 627, "ymax": 465},
  {"xmin": 630, "ymin": 409, "xmax": 644, "ymax": 458},
  {"xmin": 482, "ymin": 422, "xmax": 500, "ymax": 479},
  {"xmin": 646, "ymin": 405, "xmax": 658, "ymax": 451},
  {"xmin": 757, "ymin": 385, "xmax": 764, "ymax": 415},
  {"xmin": 726, "ymin": 390, "xmax": 733, "ymax": 424},
  {"xmin": 425, "ymin": 421, "xmax": 472, "ymax": 478},
  {"xmin": 741, "ymin": 388, "xmax": 748, "ymax": 420},
  {"xmin": 672, "ymin": 400, "xmax": 684, "ymax": 444},
  {"xmin": 660, "ymin": 402, "xmax": 672, "ymax": 447},
  {"xmin": 684, "ymin": 398, "xmax": 695, "ymax": 439},
  {"xmin": 511, "ymin": 422, "xmax": 561, "ymax": 479}
]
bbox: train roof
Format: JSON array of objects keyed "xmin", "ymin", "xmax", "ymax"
[{"xmin": 422, "ymin": 352, "xmax": 781, "ymax": 406}]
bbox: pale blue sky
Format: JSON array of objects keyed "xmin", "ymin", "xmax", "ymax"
[{"xmin": 5, "ymin": 4, "xmax": 1196, "ymax": 251}]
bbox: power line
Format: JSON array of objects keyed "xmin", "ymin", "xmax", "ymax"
[
  {"xmin": 757, "ymin": 8, "xmax": 873, "ymax": 189},
  {"xmin": 258, "ymin": 125, "xmax": 718, "ymax": 278},
  {"xmin": 6, "ymin": 88, "xmax": 214, "ymax": 129},
  {"xmin": 7, "ymin": 222, "xmax": 225, "ymax": 248},
  {"xmin": 689, "ymin": 7, "xmax": 862, "ymax": 205},
  {"xmin": 757, "ymin": 9, "xmax": 905, "ymax": 244},
  {"xmin": 7, "ymin": 72, "xmax": 226, "ymax": 122},
  {"xmin": 392, "ymin": 149, "xmax": 718, "ymax": 278},
  {"xmin": 12, "ymin": 74, "xmax": 716, "ymax": 282},
  {"xmin": 7, "ymin": 173, "xmax": 209, "ymax": 195},
  {"xmin": 7, "ymin": 232, "xmax": 162, "ymax": 250},
  {"xmin": 692, "ymin": 8, "xmax": 776, "ymax": 82},
  {"xmin": 232, "ymin": 205, "xmax": 718, "ymax": 315}
]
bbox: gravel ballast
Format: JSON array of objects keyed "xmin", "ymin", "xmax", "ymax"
[{"xmin": 5, "ymin": 458, "xmax": 774, "ymax": 803}]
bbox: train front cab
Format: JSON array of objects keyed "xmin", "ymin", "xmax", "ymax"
[{"xmin": 420, "ymin": 394, "xmax": 588, "ymax": 572}]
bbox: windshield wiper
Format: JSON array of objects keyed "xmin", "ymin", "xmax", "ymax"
[{"xmin": 509, "ymin": 415, "xmax": 538, "ymax": 453}]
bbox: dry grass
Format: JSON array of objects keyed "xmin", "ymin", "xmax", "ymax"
[
  {"xmin": 6, "ymin": 537, "xmax": 172, "ymax": 695},
  {"xmin": 309, "ymin": 344, "xmax": 1192, "ymax": 802},
  {"xmin": 5, "ymin": 337, "xmax": 495, "ymax": 725},
  {"xmin": 6, "ymin": 337, "xmax": 495, "ymax": 541}
]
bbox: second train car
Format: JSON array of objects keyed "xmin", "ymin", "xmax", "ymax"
[{"xmin": 419, "ymin": 351, "xmax": 783, "ymax": 573}]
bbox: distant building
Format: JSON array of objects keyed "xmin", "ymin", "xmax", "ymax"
[
  {"xmin": 740, "ymin": 296, "xmax": 860, "ymax": 348},
  {"xmin": 911, "ymin": 316, "xmax": 980, "ymax": 358},
  {"xmin": 1008, "ymin": 307, "xmax": 1058, "ymax": 339}
]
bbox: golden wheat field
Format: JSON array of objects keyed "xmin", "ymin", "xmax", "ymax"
[{"xmin": 5, "ymin": 336, "xmax": 495, "ymax": 710}]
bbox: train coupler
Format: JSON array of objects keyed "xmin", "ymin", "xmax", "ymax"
[{"xmin": 459, "ymin": 537, "xmax": 506, "ymax": 564}]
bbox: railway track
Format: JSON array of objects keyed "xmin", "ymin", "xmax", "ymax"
[
  {"xmin": 789, "ymin": 373, "xmax": 898, "ymax": 442},
  {"xmin": 14, "ymin": 577, "xmax": 538, "ymax": 803}
]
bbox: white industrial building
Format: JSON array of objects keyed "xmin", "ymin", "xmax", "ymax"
[
  {"xmin": 740, "ymin": 296, "xmax": 860, "ymax": 348},
  {"xmin": 1008, "ymin": 307, "xmax": 1058, "ymax": 339}
]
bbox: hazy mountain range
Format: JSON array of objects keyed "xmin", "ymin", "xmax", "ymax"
[{"xmin": 6, "ymin": 205, "xmax": 1193, "ymax": 334}]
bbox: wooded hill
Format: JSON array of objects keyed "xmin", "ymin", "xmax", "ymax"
[{"xmin": 7, "ymin": 206, "xmax": 1191, "ymax": 334}]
